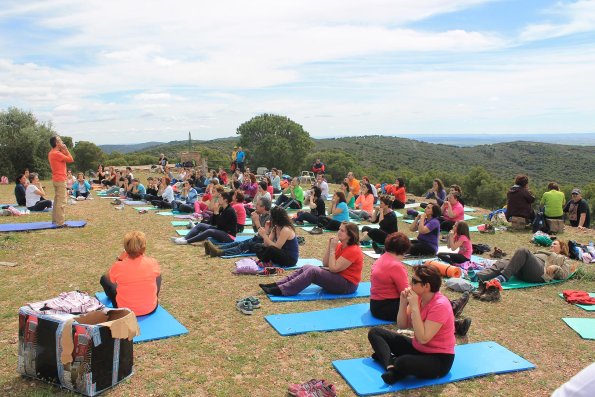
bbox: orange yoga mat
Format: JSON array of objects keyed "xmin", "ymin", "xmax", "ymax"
[{"xmin": 424, "ymin": 260, "xmax": 462, "ymax": 278}]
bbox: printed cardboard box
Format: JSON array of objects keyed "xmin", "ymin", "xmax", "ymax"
[{"xmin": 17, "ymin": 306, "xmax": 139, "ymax": 396}]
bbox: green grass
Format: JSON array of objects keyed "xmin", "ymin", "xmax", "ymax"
[{"xmin": 0, "ymin": 176, "xmax": 594, "ymax": 396}]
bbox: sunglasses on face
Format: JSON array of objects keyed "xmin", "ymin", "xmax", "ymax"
[
  {"xmin": 571, "ymin": 193, "xmax": 579, "ymax": 196},
  {"xmin": 411, "ymin": 278, "xmax": 423, "ymax": 285}
]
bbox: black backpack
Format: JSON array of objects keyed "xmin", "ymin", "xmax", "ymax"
[{"xmin": 472, "ymin": 243, "xmax": 491, "ymax": 255}]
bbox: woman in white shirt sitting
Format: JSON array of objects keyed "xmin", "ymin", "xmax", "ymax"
[{"xmin": 26, "ymin": 173, "xmax": 53, "ymax": 211}]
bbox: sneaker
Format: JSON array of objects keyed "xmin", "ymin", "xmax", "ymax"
[
  {"xmin": 139, "ymin": 209, "xmax": 148, "ymax": 214},
  {"xmin": 455, "ymin": 318, "xmax": 472, "ymax": 337},
  {"xmin": 173, "ymin": 237, "xmax": 188, "ymax": 245},
  {"xmin": 479, "ymin": 279, "xmax": 502, "ymax": 302},
  {"xmin": 186, "ymin": 221, "xmax": 195, "ymax": 229},
  {"xmin": 76, "ymin": 196, "xmax": 86, "ymax": 201},
  {"xmin": 451, "ymin": 291, "xmax": 470, "ymax": 318},
  {"xmin": 236, "ymin": 296, "xmax": 261, "ymax": 309},
  {"xmin": 490, "ymin": 247, "xmax": 507, "ymax": 259},
  {"xmin": 257, "ymin": 267, "xmax": 285, "ymax": 276},
  {"xmin": 236, "ymin": 300, "xmax": 253, "ymax": 315},
  {"xmin": 110, "ymin": 198, "xmax": 122, "ymax": 205},
  {"xmin": 288, "ymin": 379, "xmax": 334, "ymax": 396},
  {"xmin": 205, "ymin": 241, "xmax": 223, "ymax": 257},
  {"xmin": 309, "ymin": 227, "xmax": 324, "ymax": 235},
  {"xmin": 297, "ymin": 236, "xmax": 306, "ymax": 245},
  {"xmin": 472, "ymin": 280, "xmax": 486, "ymax": 299},
  {"xmin": 296, "ymin": 382, "xmax": 337, "ymax": 397},
  {"xmin": 204, "ymin": 240, "xmax": 212, "ymax": 256}
]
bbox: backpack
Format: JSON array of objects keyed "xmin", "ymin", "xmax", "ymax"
[
  {"xmin": 472, "ymin": 243, "xmax": 491, "ymax": 255},
  {"xmin": 532, "ymin": 210, "xmax": 549, "ymax": 234}
]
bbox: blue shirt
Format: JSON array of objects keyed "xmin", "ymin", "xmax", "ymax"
[
  {"xmin": 236, "ymin": 151, "xmax": 245, "ymax": 162},
  {"xmin": 332, "ymin": 202, "xmax": 350, "ymax": 223}
]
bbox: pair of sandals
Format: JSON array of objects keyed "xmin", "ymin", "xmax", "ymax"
[{"xmin": 490, "ymin": 247, "xmax": 507, "ymax": 259}]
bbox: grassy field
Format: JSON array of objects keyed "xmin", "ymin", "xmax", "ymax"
[{"xmin": 0, "ymin": 174, "xmax": 594, "ymax": 397}]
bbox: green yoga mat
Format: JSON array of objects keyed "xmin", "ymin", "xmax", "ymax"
[
  {"xmin": 470, "ymin": 275, "xmax": 571, "ymax": 290},
  {"xmin": 558, "ymin": 293, "xmax": 595, "ymax": 311},
  {"xmin": 562, "ymin": 318, "xmax": 595, "ymax": 340},
  {"xmin": 171, "ymin": 221, "xmax": 191, "ymax": 226},
  {"xmin": 134, "ymin": 206, "xmax": 160, "ymax": 211}
]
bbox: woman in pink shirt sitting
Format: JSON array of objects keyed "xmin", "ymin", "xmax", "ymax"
[
  {"xmin": 370, "ymin": 233, "xmax": 410, "ymax": 321},
  {"xmin": 231, "ymin": 191, "xmax": 247, "ymax": 233},
  {"xmin": 349, "ymin": 183, "xmax": 374, "ymax": 220},
  {"xmin": 437, "ymin": 221, "xmax": 472, "ymax": 264},
  {"xmin": 368, "ymin": 265, "xmax": 455, "ymax": 384},
  {"xmin": 440, "ymin": 192, "xmax": 464, "ymax": 232}
]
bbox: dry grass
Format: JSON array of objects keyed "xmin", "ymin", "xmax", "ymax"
[{"xmin": 0, "ymin": 175, "xmax": 594, "ymax": 397}]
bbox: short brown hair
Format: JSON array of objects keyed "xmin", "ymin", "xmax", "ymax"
[
  {"xmin": 384, "ymin": 232, "xmax": 411, "ymax": 255},
  {"xmin": 515, "ymin": 175, "xmax": 529, "ymax": 187},
  {"xmin": 123, "ymin": 231, "xmax": 146, "ymax": 258},
  {"xmin": 413, "ymin": 265, "xmax": 442, "ymax": 292},
  {"xmin": 547, "ymin": 182, "xmax": 559, "ymax": 191},
  {"xmin": 342, "ymin": 222, "xmax": 360, "ymax": 246}
]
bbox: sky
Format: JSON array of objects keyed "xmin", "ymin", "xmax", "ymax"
[{"xmin": 1, "ymin": 0, "xmax": 595, "ymax": 144}]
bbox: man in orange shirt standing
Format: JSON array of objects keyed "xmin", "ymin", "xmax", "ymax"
[
  {"xmin": 48, "ymin": 136, "xmax": 74, "ymax": 227},
  {"xmin": 346, "ymin": 171, "xmax": 360, "ymax": 197}
]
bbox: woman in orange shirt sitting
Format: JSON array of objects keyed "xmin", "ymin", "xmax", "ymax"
[
  {"xmin": 349, "ymin": 183, "xmax": 375, "ymax": 220},
  {"xmin": 100, "ymin": 231, "xmax": 162, "ymax": 316}
]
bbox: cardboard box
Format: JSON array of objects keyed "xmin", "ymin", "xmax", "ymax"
[{"xmin": 17, "ymin": 307, "xmax": 139, "ymax": 396}]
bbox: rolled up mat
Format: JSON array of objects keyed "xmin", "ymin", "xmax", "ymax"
[{"xmin": 424, "ymin": 260, "xmax": 462, "ymax": 278}]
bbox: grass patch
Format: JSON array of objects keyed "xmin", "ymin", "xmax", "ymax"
[{"xmin": 0, "ymin": 175, "xmax": 594, "ymax": 396}]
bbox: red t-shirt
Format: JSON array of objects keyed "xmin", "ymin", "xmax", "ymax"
[
  {"xmin": 335, "ymin": 243, "xmax": 364, "ymax": 285},
  {"xmin": 108, "ymin": 254, "xmax": 161, "ymax": 316},
  {"xmin": 411, "ymin": 292, "xmax": 455, "ymax": 354},
  {"xmin": 370, "ymin": 253, "xmax": 409, "ymax": 300},
  {"xmin": 48, "ymin": 149, "xmax": 74, "ymax": 182},
  {"xmin": 232, "ymin": 202, "xmax": 247, "ymax": 225}
]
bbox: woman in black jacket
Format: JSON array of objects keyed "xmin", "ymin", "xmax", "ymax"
[
  {"xmin": 172, "ymin": 192, "xmax": 237, "ymax": 244},
  {"xmin": 361, "ymin": 195, "xmax": 398, "ymax": 246}
]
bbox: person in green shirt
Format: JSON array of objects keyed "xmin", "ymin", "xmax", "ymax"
[
  {"xmin": 275, "ymin": 177, "xmax": 304, "ymax": 209},
  {"xmin": 540, "ymin": 182, "xmax": 565, "ymax": 219}
]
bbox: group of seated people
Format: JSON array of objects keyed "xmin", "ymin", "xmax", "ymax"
[{"xmin": 85, "ymin": 162, "xmax": 592, "ymax": 390}]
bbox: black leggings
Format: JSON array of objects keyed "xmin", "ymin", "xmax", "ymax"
[
  {"xmin": 296, "ymin": 212, "xmax": 320, "ymax": 225},
  {"xmin": 391, "ymin": 199, "xmax": 405, "ymax": 209},
  {"xmin": 276, "ymin": 194, "xmax": 302, "ymax": 209},
  {"xmin": 75, "ymin": 191, "xmax": 90, "ymax": 198},
  {"xmin": 362, "ymin": 227, "xmax": 390, "ymax": 245},
  {"xmin": 409, "ymin": 240, "xmax": 436, "ymax": 257},
  {"xmin": 319, "ymin": 217, "xmax": 341, "ymax": 231},
  {"xmin": 255, "ymin": 246, "xmax": 298, "ymax": 267},
  {"xmin": 440, "ymin": 219, "xmax": 455, "ymax": 232},
  {"xmin": 151, "ymin": 199, "xmax": 173, "ymax": 209},
  {"xmin": 368, "ymin": 327, "xmax": 454, "ymax": 379},
  {"xmin": 28, "ymin": 200, "xmax": 52, "ymax": 211},
  {"xmin": 437, "ymin": 253, "xmax": 469, "ymax": 264},
  {"xmin": 370, "ymin": 298, "xmax": 399, "ymax": 321}
]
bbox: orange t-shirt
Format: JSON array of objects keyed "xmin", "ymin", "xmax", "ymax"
[
  {"xmin": 348, "ymin": 178, "xmax": 360, "ymax": 196},
  {"xmin": 108, "ymin": 254, "xmax": 161, "ymax": 316},
  {"xmin": 355, "ymin": 193, "xmax": 374, "ymax": 214},
  {"xmin": 48, "ymin": 149, "xmax": 74, "ymax": 182}
]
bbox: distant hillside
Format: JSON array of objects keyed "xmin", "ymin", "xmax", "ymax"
[
  {"xmin": 407, "ymin": 133, "xmax": 595, "ymax": 147},
  {"xmin": 108, "ymin": 135, "xmax": 594, "ymax": 186},
  {"xmin": 99, "ymin": 141, "xmax": 165, "ymax": 154}
]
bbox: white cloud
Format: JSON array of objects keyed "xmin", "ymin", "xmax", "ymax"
[{"xmin": 520, "ymin": 0, "xmax": 595, "ymax": 42}]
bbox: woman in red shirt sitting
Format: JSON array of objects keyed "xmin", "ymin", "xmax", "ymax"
[
  {"xmin": 100, "ymin": 231, "xmax": 161, "ymax": 316},
  {"xmin": 259, "ymin": 222, "xmax": 363, "ymax": 296},
  {"xmin": 369, "ymin": 265, "xmax": 455, "ymax": 384}
]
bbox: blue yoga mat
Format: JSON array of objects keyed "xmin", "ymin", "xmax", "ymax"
[
  {"xmin": 558, "ymin": 293, "xmax": 595, "ymax": 311},
  {"xmin": 265, "ymin": 303, "xmax": 391, "ymax": 336},
  {"xmin": 95, "ymin": 292, "xmax": 188, "ymax": 343},
  {"xmin": 268, "ymin": 281, "xmax": 371, "ymax": 302},
  {"xmin": 333, "ymin": 341, "xmax": 535, "ymax": 396},
  {"xmin": 403, "ymin": 214, "xmax": 476, "ymax": 224},
  {"xmin": 171, "ymin": 220, "xmax": 191, "ymax": 226},
  {"xmin": 0, "ymin": 220, "xmax": 86, "ymax": 232},
  {"xmin": 562, "ymin": 318, "xmax": 595, "ymax": 339}
]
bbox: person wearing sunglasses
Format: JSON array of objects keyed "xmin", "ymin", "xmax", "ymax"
[
  {"xmin": 564, "ymin": 188, "xmax": 591, "ymax": 231},
  {"xmin": 368, "ymin": 265, "xmax": 455, "ymax": 384}
]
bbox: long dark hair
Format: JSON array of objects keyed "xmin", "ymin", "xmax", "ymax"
[{"xmin": 270, "ymin": 207, "xmax": 295, "ymax": 231}]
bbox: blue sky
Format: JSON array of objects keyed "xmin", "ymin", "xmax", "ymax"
[{"xmin": 1, "ymin": 0, "xmax": 594, "ymax": 144}]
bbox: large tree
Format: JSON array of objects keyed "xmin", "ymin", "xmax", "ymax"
[
  {"xmin": 0, "ymin": 107, "xmax": 65, "ymax": 179},
  {"xmin": 236, "ymin": 114, "xmax": 314, "ymax": 175},
  {"xmin": 74, "ymin": 141, "xmax": 106, "ymax": 173}
]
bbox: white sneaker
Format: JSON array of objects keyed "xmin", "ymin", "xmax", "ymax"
[
  {"xmin": 174, "ymin": 237, "xmax": 188, "ymax": 245},
  {"xmin": 76, "ymin": 196, "xmax": 85, "ymax": 201}
]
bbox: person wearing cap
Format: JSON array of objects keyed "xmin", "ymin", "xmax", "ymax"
[{"xmin": 564, "ymin": 188, "xmax": 591, "ymax": 230}]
